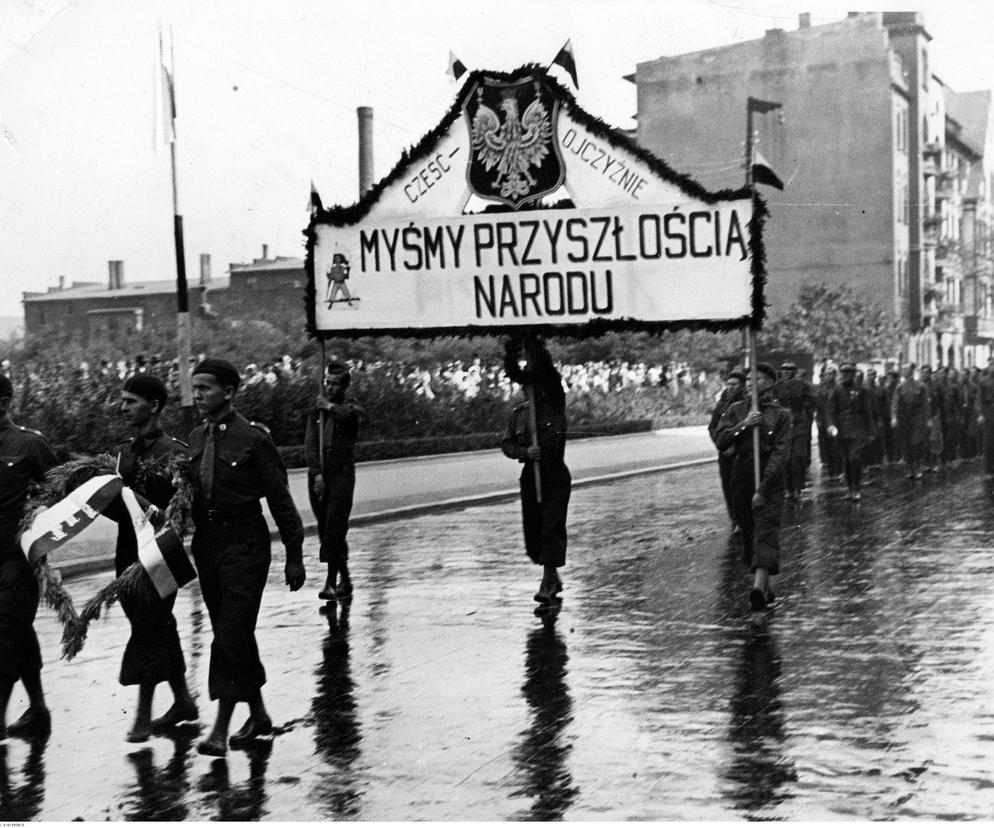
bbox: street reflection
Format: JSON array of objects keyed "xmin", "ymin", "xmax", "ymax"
[
  {"xmin": 511, "ymin": 610, "xmax": 578, "ymax": 820},
  {"xmin": 311, "ymin": 599, "xmax": 362, "ymax": 817},
  {"xmin": 197, "ymin": 742, "xmax": 271, "ymax": 821},
  {"xmin": 0, "ymin": 736, "xmax": 47, "ymax": 821},
  {"xmin": 122, "ymin": 730, "xmax": 195, "ymax": 821},
  {"xmin": 722, "ymin": 629, "xmax": 796, "ymax": 815}
]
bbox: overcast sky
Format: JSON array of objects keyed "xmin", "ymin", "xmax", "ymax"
[{"xmin": 1, "ymin": 0, "xmax": 993, "ymax": 320}]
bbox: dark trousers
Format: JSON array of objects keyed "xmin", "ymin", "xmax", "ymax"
[
  {"xmin": 839, "ymin": 438, "xmax": 865, "ymax": 492},
  {"xmin": 192, "ymin": 516, "xmax": 271, "ymax": 701},
  {"xmin": 115, "ymin": 528, "xmax": 186, "ymax": 686},
  {"xmin": 0, "ymin": 550, "xmax": 42, "ymax": 684},
  {"xmin": 881, "ymin": 421, "xmax": 896, "ymax": 464},
  {"xmin": 784, "ymin": 434, "xmax": 809, "ymax": 495},
  {"xmin": 983, "ymin": 413, "xmax": 994, "ymax": 473},
  {"xmin": 728, "ymin": 462, "xmax": 783, "ymax": 575},
  {"xmin": 309, "ymin": 463, "xmax": 355, "ymax": 567},
  {"xmin": 519, "ymin": 465, "xmax": 571, "ymax": 568},
  {"xmin": 718, "ymin": 451, "xmax": 735, "ymax": 519},
  {"xmin": 819, "ymin": 428, "xmax": 841, "ymax": 476}
]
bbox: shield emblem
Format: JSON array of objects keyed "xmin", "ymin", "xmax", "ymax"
[{"xmin": 464, "ymin": 74, "xmax": 565, "ymax": 210}]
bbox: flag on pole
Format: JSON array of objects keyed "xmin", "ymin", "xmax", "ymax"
[
  {"xmin": 309, "ymin": 180, "xmax": 324, "ymax": 215},
  {"xmin": 446, "ymin": 51, "xmax": 467, "ymax": 81},
  {"xmin": 550, "ymin": 39, "xmax": 578, "ymax": 89},
  {"xmin": 153, "ymin": 33, "xmax": 176, "ymax": 152},
  {"xmin": 752, "ymin": 149, "xmax": 785, "ymax": 190}
]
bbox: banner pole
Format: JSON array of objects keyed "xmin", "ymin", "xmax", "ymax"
[
  {"xmin": 523, "ymin": 335, "xmax": 543, "ymax": 504},
  {"xmin": 748, "ymin": 327, "xmax": 761, "ymax": 489},
  {"xmin": 318, "ymin": 339, "xmax": 326, "ymax": 480}
]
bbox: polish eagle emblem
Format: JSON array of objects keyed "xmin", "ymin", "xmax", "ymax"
[{"xmin": 464, "ymin": 76, "xmax": 565, "ymax": 209}]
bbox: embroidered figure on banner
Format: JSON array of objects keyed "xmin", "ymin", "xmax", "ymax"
[
  {"xmin": 466, "ymin": 75, "xmax": 565, "ymax": 209},
  {"xmin": 326, "ymin": 250, "xmax": 359, "ymax": 309}
]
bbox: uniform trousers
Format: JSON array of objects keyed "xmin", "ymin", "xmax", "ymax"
[
  {"xmin": 309, "ymin": 461, "xmax": 355, "ymax": 566},
  {"xmin": 784, "ymin": 434, "xmax": 809, "ymax": 494},
  {"xmin": 519, "ymin": 464, "xmax": 571, "ymax": 568},
  {"xmin": 838, "ymin": 438, "xmax": 865, "ymax": 491},
  {"xmin": 718, "ymin": 451, "xmax": 735, "ymax": 519},
  {"xmin": 192, "ymin": 515, "xmax": 271, "ymax": 701},
  {"xmin": 728, "ymin": 461, "xmax": 783, "ymax": 576},
  {"xmin": 0, "ymin": 521, "xmax": 41, "ymax": 683},
  {"xmin": 983, "ymin": 414, "xmax": 994, "ymax": 474}
]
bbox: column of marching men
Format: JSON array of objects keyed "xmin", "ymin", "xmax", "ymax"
[{"xmin": 0, "ymin": 338, "xmax": 573, "ymax": 756}]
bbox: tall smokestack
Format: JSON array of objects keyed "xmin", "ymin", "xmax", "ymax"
[
  {"xmin": 261, "ymin": 244, "xmax": 269, "ymax": 261},
  {"xmin": 357, "ymin": 106, "xmax": 374, "ymax": 197},
  {"xmin": 799, "ymin": 12, "xmax": 811, "ymax": 28},
  {"xmin": 108, "ymin": 260, "xmax": 124, "ymax": 290},
  {"xmin": 200, "ymin": 253, "xmax": 211, "ymax": 285}
]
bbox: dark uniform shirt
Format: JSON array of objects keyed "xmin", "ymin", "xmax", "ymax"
[
  {"xmin": 772, "ymin": 377, "xmax": 815, "ymax": 439},
  {"xmin": 0, "ymin": 421, "xmax": 57, "ymax": 537},
  {"xmin": 708, "ymin": 387, "xmax": 745, "ymax": 446},
  {"xmin": 826, "ymin": 383, "xmax": 876, "ymax": 442},
  {"xmin": 115, "ymin": 429, "xmax": 190, "ymax": 508},
  {"xmin": 976, "ymin": 372, "xmax": 994, "ymax": 414},
  {"xmin": 715, "ymin": 394, "xmax": 791, "ymax": 496},
  {"xmin": 501, "ymin": 357, "xmax": 569, "ymax": 481},
  {"xmin": 305, "ymin": 398, "xmax": 362, "ymax": 470},
  {"xmin": 188, "ymin": 409, "xmax": 304, "ymax": 562}
]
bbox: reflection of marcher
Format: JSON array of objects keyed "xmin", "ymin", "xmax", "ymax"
[
  {"xmin": 772, "ymin": 361, "xmax": 815, "ymax": 502},
  {"xmin": 723, "ymin": 632, "xmax": 793, "ymax": 814},
  {"xmin": 709, "ymin": 369, "xmax": 746, "ymax": 530},
  {"xmin": 122, "ymin": 734, "xmax": 195, "ymax": 821},
  {"xmin": 0, "ymin": 374, "xmax": 57, "ymax": 740},
  {"xmin": 305, "ymin": 363, "xmax": 362, "ymax": 601},
  {"xmin": 715, "ymin": 363, "xmax": 790, "ymax": 612},
  {"xmin": 188, "ymin": 359, "xmax": 306, "ymax": 757},
  {"xmin": 111, "ymin": 375, "xmax": 197, "ymax": 742},
  {"xmin": 0, "ymin": 737, "xmax": 47, "ymax": 820},
  {"xmin": 826, "ymin": 363, "xmax": 875, "ymax": 501},
  {"xmin": 326, "ymin": 253, "xmax": 354, "ymax": 307},
  {"xmin": 199, "ymin": 746, "xmax": 272, "ymax": 821},
  {"xmin": 312, "ymin": 601, "xmax": 362, "ymax": 818},
  {"xmin": 511, "ymin": 614, "xmax": 577, "ymax": 820},
  {"xmin": 501, "ymin": 336, "xmax": 572, "ymax": 605},
  {"xmin": 891, "ymin": 363, "xmax": 929, "ymax": 480}
]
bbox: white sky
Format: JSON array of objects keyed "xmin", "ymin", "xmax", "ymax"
[{"xmin": 1, "ymin": 0, "xmax": 992, "ymax": 319}]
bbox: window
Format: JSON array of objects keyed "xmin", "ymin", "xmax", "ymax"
[
  {"xmin": 896, "ymin": 108, "xmax": 908, "ymax": 153},
  {"xmin": 921, "ymin": 48, "xmax": 929, "ymax": 90}
]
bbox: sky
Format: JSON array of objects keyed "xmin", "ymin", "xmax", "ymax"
[{"xmin": 1, "ymin": 0, "xmax": 993, "ymax": 320}]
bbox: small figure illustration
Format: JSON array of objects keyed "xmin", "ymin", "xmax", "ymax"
[{"xmin": 325, "ymin": 253, "xmax": 357, "ymax": 308}]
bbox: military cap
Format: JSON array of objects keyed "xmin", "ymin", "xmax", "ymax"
[
  {"xmin": 123, "ymin": 374, "xmax": 168, "ymax": 409},
  {"xmin": 0, "ymin": 374, "xmax": 12, "ymax": 398},
  {"xmin": 192, "ymin": 358, "xmax": 241, "ymax": 390},
  {"xmin": 727, "ymin": 368, "xmax": 747, "ymax": 382},
  {"xmin": 839, "ymin": 362, "xmax": 856, "ymax": 372},
  {"xmin": 780, "ymin": 360, "xmax": 797, "ymax": 370},
  {"xmin": 754, "ymin": 362, "xmax": 777, "ymax": 381}
]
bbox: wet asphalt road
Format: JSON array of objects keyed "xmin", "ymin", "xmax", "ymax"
[{"xmin": 5, "ymin": 458, "xmax": 994, "ymax": 820}]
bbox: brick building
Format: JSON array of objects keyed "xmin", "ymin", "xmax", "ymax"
[{"xmin": 629, "ymin": 11, "xmax": 994, "ymax": 367}]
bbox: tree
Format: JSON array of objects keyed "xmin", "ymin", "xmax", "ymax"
[{"xmin": 757, "ymin": 282, "xmax": 904, "ymax": 362}]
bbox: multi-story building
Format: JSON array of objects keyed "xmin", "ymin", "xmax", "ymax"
[{"xmin": 629, "ymin": 11, "xmax": 994, "ymax": 367}]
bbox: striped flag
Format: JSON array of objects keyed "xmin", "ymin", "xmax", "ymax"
[
  {"xmin": 446, "ymin": 51, "xmax": 467, "ymax": 81},
  {"xmin": 550, "ymin": 39, "xmax": 578, "ymax": 89}
]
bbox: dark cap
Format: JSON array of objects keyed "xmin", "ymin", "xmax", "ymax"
[
  {"xmin": 122, "ymin": 374, "xmax": 168, "ymax": 409},
  {"xmin": 839, "ymin": 362, "xmax": 856, "ymax": 372},
  {"xmin": 754, "ymin": 362, "xmax": 777, "ymax": 381},
  {"xmin": 727, "ymin": 368, "xmax": 746, "ymax": 382},
  {"xmin": 325, "ymin": 361, "xmax": 352, "ymax": 386},
  {"xmin": 0, "ymin": 374, "xmax": 12, "ymax": 398},
  {"xmin": 780, "ymin": 360, "xmax": 797, "ymax": 370},
  {"xmin": 192, "ymin": 358, "xmax": 241, "ymax": 390}
]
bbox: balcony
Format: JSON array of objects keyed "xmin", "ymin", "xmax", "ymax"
[
  {"xmin": 965, "ymin": 314, "xmax": 994, "ymax": 342},
  {"xmin": 922, "ymin": 158, "xmax": 939, "ymax": 177},
  {"xmin": 923, "ymin": 141, "xmax": 943, "ymax": 159}
]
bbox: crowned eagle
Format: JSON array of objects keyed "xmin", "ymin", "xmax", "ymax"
[{"xmin": 470, "ymin": 86, "xmax": 553, "ymax": 202}]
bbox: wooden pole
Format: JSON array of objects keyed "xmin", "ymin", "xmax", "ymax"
[
  {"xmin": 318, "ymin": 339, "xmax": 326, "ymax": 480},
  {"xmin": 745, "ymin": 99, "xmax": 762, "ymax": 490},
  {"xmin": 524, "ymin": 335, "xmax": 543, "ymax": 504}
]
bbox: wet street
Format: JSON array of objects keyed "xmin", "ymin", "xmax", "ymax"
[{"xmin": 5, "ymin": 458, "xmax": 994, "ymax": 820}]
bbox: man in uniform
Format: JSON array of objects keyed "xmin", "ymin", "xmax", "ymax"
[
  {"xmin": 963, "ymin": 366, "xmax": 982, "ymax": 459},
  {"xmin": 501, "ymin": 336, "xmax": 571, "ymax": 606},
  {"xmin": 305, "ymin": 362, "xmax": 362, "ymax": 601},
  {"xmin": 891, "ymin": 363, "xmax": 930, "ymax": 480},
  {"xmin": 976, "ymin": 357, "xmax": 994, "ymax": 476},
  {"xmin": 863, "ymin": 369, "xmax": 885, "ymax": 468},
  {"xmin": 919, "ymin": 365, "xmax": 943, "ymax": 472},
  {"xmin": 942, "ymin": 367, "xmax": 963, "ymax": 466},
  {"xmin": 715, "ymin": 362, "xmax": 791, "ymax": 612},
  {"xmin": 709, "ymin": 368, "xmax": 746, "ymax": 529},
  {"xmin": 815, "ymin": 365, "xmax": 840, "ymax": 479},
  {"xmin": 826, "ymin": 363, "xmax": 876, "ymax": 501},
  {"xmin": 188, "ymin": 359, "xmax": 306, "ymax": 757},
  {"xmin": 772, "ymin": 361, "xmax": 815, "ymax": 502},
  {"xmin": 0, "ymin": 374, "xmax": 57, "ymax": 739},
  {"xmin": 881, "ymin": 369, "xmax": 900, "ymax": 464},
  {"xmin": 110, "ymin": 375, "xmax": 197, "ymax": 742}
]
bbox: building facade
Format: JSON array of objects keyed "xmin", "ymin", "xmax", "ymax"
[{"xmin": 630, "ymin": 11, "xmax": 994, "ymax": 367}]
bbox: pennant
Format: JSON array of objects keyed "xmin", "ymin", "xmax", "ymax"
[
  {"xmin": 309, "ymin": 179, "xmax": 324, "ymax": 215},
  {"xmin": 446, "ymin": 50, "xmax": 467, "ymax": 81},
  {"xmin": 550, "ymin": 39, "xmax": 578, "ymax": 89},
  {"xmin": 752, "ymin": 149, "xmax": 784, "ymax": 190}
]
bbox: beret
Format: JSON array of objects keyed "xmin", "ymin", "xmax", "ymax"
[
  {"xmin": 754, "ymin": 362, "xmax": 777, "ymax": 381},
  {"xmin": 123, "ymin": 374, "xmax": 168, "ymax": 408},
  {"xmin": 192, "ymin": 358, "xmax": 241, "ymax": 390},
  {"xmin": 727, "ymin": 368, "xmax": 747, "ymax": 382},
  {"xmin": 326, "ymin": 361, "xmax": 351, "ymax": 377},
  {"xmin": 0, "ymin": 374, "xmax": 12, "ymax": 398}
]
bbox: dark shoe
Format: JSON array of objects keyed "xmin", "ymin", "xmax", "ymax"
[
  {"xmin": 197, "ymin": 735, "xmax": 227, "ymax": 757},
  {"xmin": 7, "ymin": 707, "xmax": 51, "ymax": 739},
  {"xmin": 748, "ymin": 588, "xmax": 768, "ymax": 612},
  {"xmin": 765, "ymin": 587, "xmax": 776, "ymax": 606},
  {"xmin": 228, "ymin": 716, "xmax": 273, "ymax": 748},
  {"xmin": 336, "ymin": 577, "xmax": 353, "ymax": 598},
  {"xmin": 318, "ymin": 587, "xmax": 337, "ymax": 601},
  {"xmin": 550, "ymin": 574, "xmax": 563, "ymax": 597},
  {"xmin": 150, "ymin": 701, "xmax": 199, "ymax": 732},
  {"xmin": 126, "ymin": 723, "xmax": 152, "ymax": 743}
]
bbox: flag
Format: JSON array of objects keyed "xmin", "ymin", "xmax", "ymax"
[
  {"xmin": 752, "ymin": 149, "xmax": 784, "ymax": 190},
  {"xmin": 446, "ymin": 51, "xmax": 467, "ymax": 81},
  {"xmin": 550, "ymin": 39, "xmax": 578, "ymax": 89},
  {"xmin": 153, "ymin": 32, "xmax": 176, "ymax": 152},
  {"xmin": 309, "ymin": 180, "xmax": 324, "ymax": 215}
]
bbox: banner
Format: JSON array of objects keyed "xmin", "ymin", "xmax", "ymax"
[{"xmin": 306, "ymin": 66, "xmax": 766, "ymax": 338}]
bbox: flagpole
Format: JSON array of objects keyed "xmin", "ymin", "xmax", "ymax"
[
  {"xmin": 163, "ymin": 29, "xmax": 194, "ymax": 430},
  {"xmin": 745, "ymin": 98, "xmax": 761, "ymax": 489}
]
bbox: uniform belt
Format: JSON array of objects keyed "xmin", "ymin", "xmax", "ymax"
[{"xmin": 197, "ymin": 502, "xmax": 263, "ymax": 525}]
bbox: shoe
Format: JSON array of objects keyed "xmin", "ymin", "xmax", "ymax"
[
  {"xmin": 6, "ymin": 707, "xmax": 51, "ymax": 739},
  {"xmin": 748, "ymin": 588, "xmax": 768, "ymax": 612},
  {"xmin": 550, "ymin": 574, "xmax": 563, "ymax": 597},
  {"xmin": 336, "ymin": 577, "xmax": 353, "ymax": 598},
  {"xmin": 318, "ymin": 586, "xmax": 337, "ymax": 601},
  {"xmin": 126, "ymin": 724, "xmax": 152, "ymax": 743},
  {"xmin": 228, "ymin": 716, "xmax": 273, "ymax": 748},
  {"xmin": 765, "ymin": 587, "xmax": 776, "ymax": 606},
  {"xmin": 150, "ymin": 701, "xmax": 199, "ymax": 732},
  {"xmin": 197, "ymin": 736, "xmax": 227, "ymax": 757}
]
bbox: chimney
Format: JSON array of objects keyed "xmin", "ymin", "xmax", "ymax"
[
  {"xmin": 200, "ymin": 253, "xmax": 211, "ymax": 285},
  {"xmin": 357, "ymin": 106, "xmax": 374, "ymax": 197},
  {"xmin": 261, "ymin": 244, "xmax": 269, "ymax": 261},
  {"xmin": 799, "ymin": 12, "xmax": 811, "ymax": 29},
  {"xmin": 58, "ymin": 275, "xmax": 65, "ymax": 291},
  {"xmin": 108, "ymin": 260, "xmax": 124, "ymax": 290}
]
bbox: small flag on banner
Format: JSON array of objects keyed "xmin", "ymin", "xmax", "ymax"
[
  {"xmin": 550, "ymin": 39, "xmax": 578, "ymax": 89},
  {"xmin": 752, "ymin": 149, "xmax": 785, "ymax": 190},
  {"xmin": 447, "ymin": 51, "xmax": 467, "ymax": 81},
  {"xmin": 309, "ymin": 180, "xmax": 324, "ymax": 215}
]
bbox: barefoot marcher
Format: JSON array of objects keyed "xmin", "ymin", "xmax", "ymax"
[
  {"xmin": 0, "ymin": 374, "xmax": 57, "ymax": 740},
  {"xmin": 501, "ymin": 336, "xmax": 571, "ymax": 606},
  {"xmin": 188, "ymin": 359, "xmax": 306, "ymax": 757},
  {"xmin": 109, "ymin": 374, "xmax": 198, "ymax": 742},
  {"xmin": 305, "ymin": 362, "xmax": 362, "ymax": 601}
]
